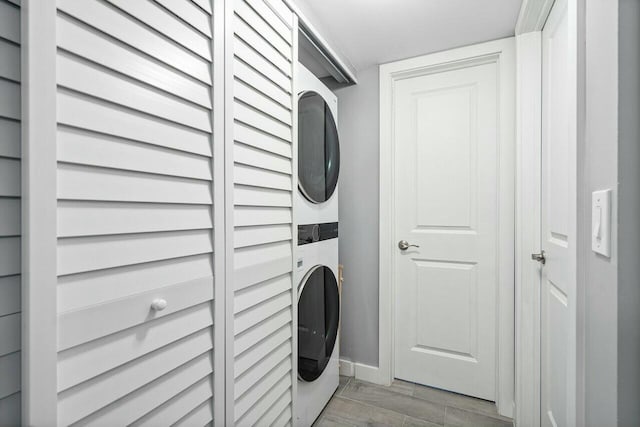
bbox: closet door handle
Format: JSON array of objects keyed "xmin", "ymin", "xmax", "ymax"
[{"xmin": 151, "ymin": 298, "xmax": 168, "ymax": 311}]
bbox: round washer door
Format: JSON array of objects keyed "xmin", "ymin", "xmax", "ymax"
[
  {"xmin": 298, "ymin": 91, "xmax": 340, "ymax": 204},
  {"xmin": 298, "ymin": 265, "xmax": 340, "ymax": 382}
]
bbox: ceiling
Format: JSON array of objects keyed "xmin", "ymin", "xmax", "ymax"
[{"xmin": 293, "ymin": 0, "xmax": 522, "ymax": 73}]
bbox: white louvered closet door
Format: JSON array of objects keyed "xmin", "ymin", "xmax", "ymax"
[
  {"xmin": 228, "ymin": 0, "xmax": 297, "ymax": 425},
  {"xmin": 0, "ymin": 0, "xmax": 21, "ymax": 424},
  {"xmin": 54, "ymin": 0, "xmax": 219, "ymax": 425}
]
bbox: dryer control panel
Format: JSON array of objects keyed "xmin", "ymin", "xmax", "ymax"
[{"xmin": 298, "ymin": 222, "xmax": 338, "ymax": 245}]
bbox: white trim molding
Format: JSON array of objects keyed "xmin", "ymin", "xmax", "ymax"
[
  {"xmin": 378, "ymin": 38, "xmax": 516, "ymax": 418},
  {"xmin": 516, "ymin": 0, "xmax": 556, "ymax": 34},
  {"xmin": 339, "ymin": 359, "xmax": 355, "ymax": 377},
  {"xmin": 353, "ymin": 362, "xmax": 382, "ymax": 385},
  {"xmin": 338, "ymin": 359, "xmax": 381, "ymax": 384}
]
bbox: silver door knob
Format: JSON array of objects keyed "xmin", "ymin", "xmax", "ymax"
[
  {"xmin": 531, "ymin": 250, "xmax": 546, "ymax": 264},
  {"xmin": 398, "ymin": 240, "xmax": 420, "ymax": 250}
]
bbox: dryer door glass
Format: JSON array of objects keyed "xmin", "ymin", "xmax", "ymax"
[
  {"xmin": 298, "ymin": 266, "xmax": 340, "ymax": 382},
  {"xmin": 298, "ymin": 91, "xmax": 340, "ymax": 203}
]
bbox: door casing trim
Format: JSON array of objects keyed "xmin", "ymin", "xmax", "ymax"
[{"xmin": 378, "ymin": 37, "xmax": 516, "ymax": 418}]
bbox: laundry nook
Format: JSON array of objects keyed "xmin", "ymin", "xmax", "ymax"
[{"xmin": 0, "ymin": 0, "xmax": 636, "ymax": 426}]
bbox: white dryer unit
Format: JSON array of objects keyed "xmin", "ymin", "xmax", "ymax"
[
  {"xmin": 295, "ymin": 235, "xmax": 340, "ymax": 426},
  {"xmin": 296, "ymin": 64, "xmax": 340, "ymax": 225}
]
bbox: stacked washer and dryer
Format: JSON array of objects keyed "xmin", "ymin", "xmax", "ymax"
[{"xmin": 294, "ymin": 64, "xmax": 341, "ymax": 426}]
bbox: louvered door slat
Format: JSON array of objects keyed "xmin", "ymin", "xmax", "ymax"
[
  {"xmin": 0, "ymin": 1, "xmax": 21, "ymax": 422},
  {"xmin": 154, "ymin": 0, "xmax": 212, "ymax": 37},
  {"xmin": 105, "ymin": 0, "xmax": 212, "ymax": 61},
  {"xmin": 57, "ymin": 306, "xmax": 213, "ymax": 392},
  {"xmin": 57, "ymin": 0, "xmax": 211, "ymax": 83},
  {"xmin": 0, "ymin": 119, "xmax": 20, "ymax": 158},
  {"xmin": 174, "ymin": 399, "xmax": 215, "ymax": 426},
  {"xmin": 57, "ymin": 14, "xmax": 212, "ymax": 108},
  {"xmin": 76, "ymin": 352, "xmax": 213, "ymax": 426}
]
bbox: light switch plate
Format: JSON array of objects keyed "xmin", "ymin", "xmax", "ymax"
[{"xmin": 591, "ymin": 189, "xmax": 611, "ymax": 257}]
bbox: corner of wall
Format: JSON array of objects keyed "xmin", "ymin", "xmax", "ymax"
[{"xmin": 617, "ymin": 0, "xmax": 640, "ymax": 424}]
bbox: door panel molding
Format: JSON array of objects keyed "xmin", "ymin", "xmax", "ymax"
[{"xmin": 379, "ymin": 38, "xmax": 515, "ymax": 418}]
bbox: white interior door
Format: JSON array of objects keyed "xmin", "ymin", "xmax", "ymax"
[
  {"xmin": 540, "ymin": 0, "xmax": 577, "ymax": 425},
  {"xmin": 393, "ymin": 60, "xmax": 500, "ymax": 400}
]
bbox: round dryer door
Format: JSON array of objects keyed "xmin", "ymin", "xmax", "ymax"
[
  {"xmin": 298, "ymin": 91, "xmax": 340, "ymax": 203},
  {"xmin": 298, "ymin": 265, "xmax": 340, "ymax": 382}
]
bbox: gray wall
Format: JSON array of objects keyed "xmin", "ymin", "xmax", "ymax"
[
  {"xmin": 582, "ymin": 1, "xmax": 640, "ymax": 424},
  {"xmin": 582, "ymin": 0, "xmax": 621, "ymax": 421},
  {"xmin": 617, "ymin": 0, "xmax": 640, "ymax": 425},
  {"xmin": 335, "ymin": 66, "xmax": 380, "ymax": 366}
]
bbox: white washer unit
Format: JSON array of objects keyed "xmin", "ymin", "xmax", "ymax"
[
  {"xmin": 295, "ymin": 237, "xmax": 339, "ymax": 427},
  {"xmin": 295, "ymin": 64, "xmax": 341, "ymax": 426}
]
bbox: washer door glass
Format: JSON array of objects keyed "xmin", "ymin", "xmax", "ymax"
[
  {"xmin": 298, "ymin": 91, "xmax": 340, "ymax": 203},
  {"xmin": 298, "ymin": 265, "xmax": 340, "ymax": 382}
]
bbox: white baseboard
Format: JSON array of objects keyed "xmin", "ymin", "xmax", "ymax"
[
  {"xmin": 354, "ymin": 362, "xmax": 383, "ymax": 384},
  {"xmin": 338, "ymin": 359, "xmax": 355, "ymax": 377},
  {"xmin": 338, "ymin": 359, "xmax": 385, "ymax": 385}
]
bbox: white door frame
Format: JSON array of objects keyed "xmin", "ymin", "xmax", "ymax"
[
  {"xmin": 514, "ymin": 0, "xmax": 583, "ymax": 425},
  {"xmin": 514, "ymin": 3, "xmax": 550, "ymax": 425},
  {"xmin": 514, "ymin": 29, "xmax": 543, "ymax": 427},
  {"xmin": 378, "ymin": 38, "xmax": 516, "ymax": 418}
]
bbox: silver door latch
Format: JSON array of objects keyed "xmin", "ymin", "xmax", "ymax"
[
  {"xmin": 398, "ymin": 240, "xmax": 420, "ymax": 250},
  {"xmin": 531, "ymin": 250, "xmax": 546, "ymax": 264}
]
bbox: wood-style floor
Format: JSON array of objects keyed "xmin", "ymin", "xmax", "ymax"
[{"xmin": 313, "ymin": 376, "xmax": 514, "ymax": 427}]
